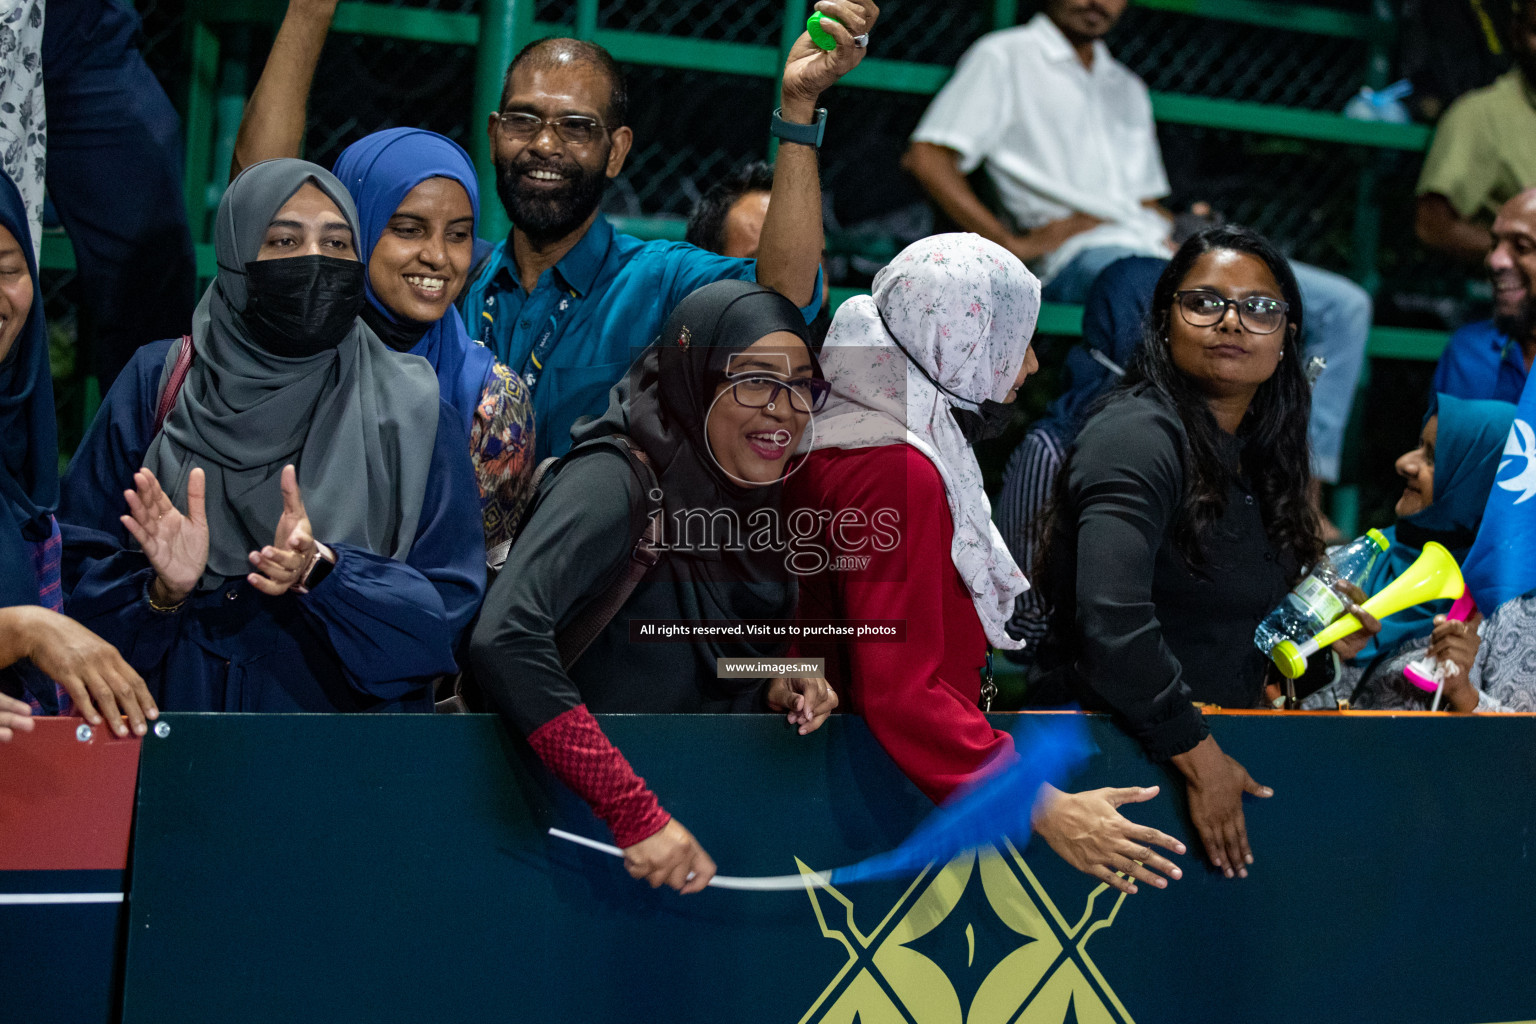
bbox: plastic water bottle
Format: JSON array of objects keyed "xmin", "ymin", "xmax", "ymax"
[
  {"xmin": 1254, "ymin": 529, "xmax": 1391, "ymax": 657},
  {"xmin": 1342, "ymin": 79, "xmax": 1413, "ymax": 124}
]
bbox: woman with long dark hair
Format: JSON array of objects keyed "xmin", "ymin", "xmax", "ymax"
[{"xmin": 1039, "ymin": 225, "xmax": 1361, "ymax": 879}]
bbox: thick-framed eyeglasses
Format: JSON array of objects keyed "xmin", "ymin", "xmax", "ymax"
[
  {"xmin": 495, "ymin": 112, "xmax": 609, "ymax": 145},
  {"xmin": 1174, "ymin": 289, "xmax": 1289, "ymax": 334},
  {"xmin": 726, "ymin": 375, "xmax": 831, "ymax": 413}
]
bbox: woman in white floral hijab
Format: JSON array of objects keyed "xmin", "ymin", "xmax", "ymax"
[
  {"xmin": 809, "ymin": 231, "xmax": 1039, "ymax": 648},
  {"xmin": 786, "ymin": 233, "xmax": 1186, "ymax": 896}
]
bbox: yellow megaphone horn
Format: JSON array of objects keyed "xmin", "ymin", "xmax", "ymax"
[{"xmin": 1271, "ymin": 541, "xmax": 1465, "ymax": 679}]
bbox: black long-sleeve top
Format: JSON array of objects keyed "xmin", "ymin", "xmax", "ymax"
[
  {"xmin": 468, "ymin": 447, "xmax": 767, "ymax": 735},
  {"xmin": 468, "ymin": 444, "xmax": 784, "ymax": 848},
  {"xmin": 1039, "ymin": 389, "xmax": 1296, "ymax": 760}
]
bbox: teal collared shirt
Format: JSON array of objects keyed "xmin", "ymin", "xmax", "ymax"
[
  {"xmin": 1431, "ymin": 318, "xmax": 1530, "ymax": 407},
  {"xmin": 460, "ymin": 215, "xmax": 822, "ymax": 461}
]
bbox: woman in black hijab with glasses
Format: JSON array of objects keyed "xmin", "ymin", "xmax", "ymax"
[
  {"xmin": 470, "ymin": 279, "xmax": 837, "ymax": 895},
  {"xmin": 59, "ymin": 159, "xmax": 485, "ymax": 714}
]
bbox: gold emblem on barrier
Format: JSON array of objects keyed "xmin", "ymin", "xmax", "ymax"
[{"xmin": 796, "ymin": 841, "xmax": 1135, "ymax": 1024}]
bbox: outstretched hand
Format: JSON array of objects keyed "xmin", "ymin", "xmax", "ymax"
[
  {"xmin": 121, "ymin": 467, "xmax": 208, "ymax": 606},
  {"xmin": 247, "ymin": 465, "xmax": 321, "ymax": 596},
  {"xmin": 1172, "ymin": 735, "xmax": 1272, "ymax": 878},
  {"xmin": 781, "ymin": 0, "xmax": 879, "ymax": 108},
  {"xmin": 1031, "ymin": 784, "xmax": 1186, "ymax": 895}
]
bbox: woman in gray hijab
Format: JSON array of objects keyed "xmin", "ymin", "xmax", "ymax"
[{"xmin": 58, "ymin": 159, "xmax": 486, "ymax": 713}]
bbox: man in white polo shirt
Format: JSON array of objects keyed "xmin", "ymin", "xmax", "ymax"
[{"xmin": 903, "ymin": 0, "xmax": 1371, "ymax": 490}]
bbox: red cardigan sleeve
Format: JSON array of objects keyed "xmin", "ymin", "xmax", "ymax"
[{"xmin": 804, "ymin": 446, "xmax": 1014, "ymax": 803}]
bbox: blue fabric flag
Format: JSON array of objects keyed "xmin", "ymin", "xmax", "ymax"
[
  {"xmin": 1462, "ymin": 373, "xmax": 1536, "ymax": 612},
  {"xmin": 829, "ymin": 714, "xmax": 1095, "ymax": 886}
]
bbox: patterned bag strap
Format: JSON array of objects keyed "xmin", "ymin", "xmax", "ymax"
[
  {"xmin": 152, "ymin": 334, "xmax": 196, "ymax": 436},
  {"xmin": 485, "ymin": 455, "xmax": 561, "ymax": 576}
]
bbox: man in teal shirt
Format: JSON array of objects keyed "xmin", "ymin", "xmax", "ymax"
[
  {"xmin": 1432, "ymin": 189, "xmax": 1536, "ymax": 404},
  {"xmin": 462, "ymin": 3, "xmax": 877, "ymax": 459}
]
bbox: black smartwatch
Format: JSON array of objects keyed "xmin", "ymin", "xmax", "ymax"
[{"xmin": 770, "ymin": 106, "xmax": 827, "ymax": 149}]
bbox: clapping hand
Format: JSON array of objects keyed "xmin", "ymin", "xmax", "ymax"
[
  {"xmin": 247, "ymin": 465, "xmax": 321, "ymax": 596},
  {"xmin": 121, "ymin": 466, "xmax": 208, "ymax": 607}
]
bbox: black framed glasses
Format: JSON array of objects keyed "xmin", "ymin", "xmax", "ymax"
[
  {"xmin": 727, "ymin": 375, "xmax": 831, "ymax": 413},
  {"xmin": 495, "ymin": 112, "xmax": 608, "ymax": 145},
  {"xmin": 1174, "ymin": 289, "xmax": 1290, "ymax": 334}
]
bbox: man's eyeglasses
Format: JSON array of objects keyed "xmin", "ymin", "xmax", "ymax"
[
  {"xmin": 1174, "ymin": 290, "xmax": 1289, "ymax": 335},
  {"xmin": 727, "ymin": 375, "xmax": 831, "ymax": 413},
  {"xmin": 495, "ymin": 112, "xmax": 608, "ymax": 146}
]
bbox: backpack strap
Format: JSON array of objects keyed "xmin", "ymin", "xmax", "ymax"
[
  {"xmin": 443, "ymin": 434, "xmax": 662, "ymax": 718},
  {"xmin": 486, "ymin": 454, "xmax": 561, "ymax": 577},
  {"xmin": 152, "ymin": 334, "xmax": 196, "ymax": 436},
  {"xmin": 440, "ymin": 436, "xmax": 663, "ymax": 713},
  {"xmin": 554, "ymin": 435, "xmax": 662, "ymax": 670}
]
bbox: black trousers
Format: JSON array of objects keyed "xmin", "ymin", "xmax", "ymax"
[{"xmin": 44, "ymin": 0, "xmax": 196, "ymax": 388}]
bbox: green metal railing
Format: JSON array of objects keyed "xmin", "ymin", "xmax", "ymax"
[
  {"xmin": 146, "ymin": 0, "xmax": 1445, "ymax": 364},
  {"xmin": 44, "ymin": 0, "xmax": 1451, "ymax": 529}
]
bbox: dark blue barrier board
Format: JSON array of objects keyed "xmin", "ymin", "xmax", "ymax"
[{"xmin": 120, "ymin": 712, "xmax": 1536, "ymax": 1024}]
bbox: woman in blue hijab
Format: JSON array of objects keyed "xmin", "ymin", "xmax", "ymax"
[
  {"xmin": 1305, "ymin": 393, "xmax": 1518, "ymax": 708},
  {"xmin": 331, "ymin": 128, "xmax": 535, "ymax": 549},
  {"xmin": 0, "ymin": 170, "xmax": 156, "ymax": 737}
]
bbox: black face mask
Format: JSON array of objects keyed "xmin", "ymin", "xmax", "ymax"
[
  {"xmin": 875, "ymin": 308, "xmax": 1025, "ymax": 447},
  {"xmin": 242, "ymin": 255, "xmax": 367, "ymax": 358},
  {"xmin": 951, "ymin": 399, "xmax": 1016, "ymax": 445}
]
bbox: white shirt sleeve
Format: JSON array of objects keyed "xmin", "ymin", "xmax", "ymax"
[
  {"xmin": 910, "ymin": 40, "xmax": 1014, "ymax": 173},
  {"xmin": 1123, "ymin": 80, "xmax": 1170, "ymax": 202}
]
